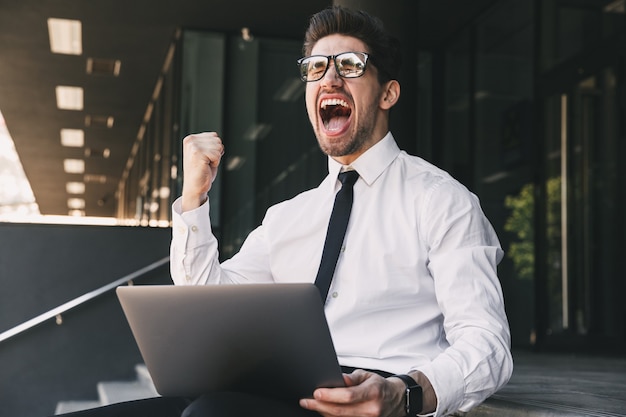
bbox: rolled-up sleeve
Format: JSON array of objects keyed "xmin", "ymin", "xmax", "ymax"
[{"xmin": 417, "ymin": 180, "xmax": 513, "ymax": 416}]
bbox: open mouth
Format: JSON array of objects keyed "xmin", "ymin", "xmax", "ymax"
[{"xmin": 320, "ymin": 98, "xmax": 351, "ymax": 133}]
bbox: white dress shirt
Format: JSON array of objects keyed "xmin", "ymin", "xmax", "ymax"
[{"xmin": 170, "ymin": 132, "xmax": 513, "ymax": 416}]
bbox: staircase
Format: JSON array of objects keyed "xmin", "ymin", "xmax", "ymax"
[
  {"xmin": 52, "ymin": 352, "xmax": 626, "ymax": 417},
  {"xmin": 54, "ymin": 364, "xmax": 159, "ymax": 415}
]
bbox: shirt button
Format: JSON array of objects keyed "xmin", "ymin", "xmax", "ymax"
[
  {"xmin": 185, "ymin": 275, "xmax": 192, "ymax": 282},
  {"xmin": 177, "ymin": 226, "xmax": 186, "ymax": 234},
  {"xmin": 191, "ymin": 225, "xmax": 198, "ymax": 232},
  {"xmin": 340, "ymin": 245, "xmax": 346, "ymax": 253},
  {"xmin": 332, "ymin": 291, "xmax": 339, "ymax": 298}
]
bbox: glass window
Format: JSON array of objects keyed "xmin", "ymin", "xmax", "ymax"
[
  {"xmin": 537, "ymin": 0, "xmax": 626, "ymax": 350},
  {"xmin": 417, "ymin": 52, "xmax": 433, "ymax": 161},
  {"xmin": 443, "ymin": 31, "xmax": 471, "ymax": 185},
  {"xmin": 540, "ymin": 0, "xmax": 625, "ymax": 71},
  {"xmin": 474, "ymin": 0, "xmax": 535, "ymax": 348}
]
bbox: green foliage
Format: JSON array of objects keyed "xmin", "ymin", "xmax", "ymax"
[
  {"xmin": 504, "ymin": 183, "xmax": 535, "ymax": 280},
  {"xmin": 504, "ymin": 177, "xmax": 562, "ymax": 281}
]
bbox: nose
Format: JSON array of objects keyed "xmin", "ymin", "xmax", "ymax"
[{"xmin": 320, "ymin": 62, "xmax": 343, "ymax": 88}]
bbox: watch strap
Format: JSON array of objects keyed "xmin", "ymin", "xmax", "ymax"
[{"xmin": 392, "ymin": 374, "xmax": 423, "ymax": 416}]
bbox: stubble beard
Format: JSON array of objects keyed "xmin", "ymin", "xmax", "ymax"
[{"xmin": 315, "ymin": 102, "xmax": 378, "ymax": 158}]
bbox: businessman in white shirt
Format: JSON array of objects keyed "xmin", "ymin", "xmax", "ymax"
[
  {"xmin": 53, "ymin": 6, "xmax": 511, "ymax": 417},
  {"xmin": 169, "ymin": 6, "xmax": 513, "ymax": 417}
]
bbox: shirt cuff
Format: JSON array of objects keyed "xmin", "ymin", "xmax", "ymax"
[
  {"xmin": 171, "ymin": 196, "xmax": 213, "ymax": 250},
  {"xmin": 415, "ymin": 355, "xmax": 465, "ymax": 417}
]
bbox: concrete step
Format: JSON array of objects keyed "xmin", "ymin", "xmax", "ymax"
[
  {"xmin": 55, "ymin": 364, "xmax": 158, "ymax": 415},
  {"xmin": 54, "ymin": 400, "xmax": 102, "ymax": 415},
  {"xmin": 134, "ymin": 364, "xmax": 157, "ymax": 390},
  {"xmin": 97, "ymin": 379, "xmax": 159, "ymax": 405}
]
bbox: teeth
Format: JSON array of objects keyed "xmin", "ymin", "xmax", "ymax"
[{"xmin": 320, "ymin": 98, "xmax": 349, "ymax": 109}]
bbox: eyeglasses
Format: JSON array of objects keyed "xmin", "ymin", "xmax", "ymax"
[{"xmin": 297, "ymin": 52, "xmax": 370, "ymax": 82}]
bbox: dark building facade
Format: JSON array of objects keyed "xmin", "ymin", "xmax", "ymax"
[{"xmin": 116, "ymin": 0, "xmax": 626, "ymax": 353}]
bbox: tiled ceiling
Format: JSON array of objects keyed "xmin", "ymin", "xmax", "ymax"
[{"xmin": 0, "ymin": 0, "xmax": 496, "ymax": 218}]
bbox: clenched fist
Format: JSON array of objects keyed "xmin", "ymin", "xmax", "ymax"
[{"xmin": 181, "ymin": 132, "xmax": 225, "ymax": 212}]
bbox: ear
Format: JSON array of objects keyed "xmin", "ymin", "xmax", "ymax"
[{"xmin": 379, "ymin": 80, "xmax": 400, "ymax": 110}]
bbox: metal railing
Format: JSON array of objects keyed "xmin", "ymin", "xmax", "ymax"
[{"xmin": 0, "ymin": 256, "xmax": 170, "ymax": 344}]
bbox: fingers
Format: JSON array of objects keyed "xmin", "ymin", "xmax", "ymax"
[
  {"xmin": 299, "ymin": 370, "xmax": 409, "ymax": 417},
  {"xmin": 300, "ymin": 390, "xmax": 377, "ymax": 417},
  {"xmin": 313, "ymin": 375, "xmax": 373, "ymax": 404},
  {"xmin": 300, "ymin": 371, "xmax": 384, "ymax": 416},
  {"xmin": 180, "ymin": 132, "xmax": 225, "ymax": 212},
  {"xmin": 183, "ymin": 132, "xmax": 225, "ymax": 167},
  {"xmin": 343, "ymin": 369, "xmax": 370, "ymax": 386}
]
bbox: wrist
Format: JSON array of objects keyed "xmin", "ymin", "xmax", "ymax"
[
  {"xmin": 181, "ymin": 192, "xmax": 208, "ymax": 212},
  {"xmin": 409, "ymin": 371, "xmax": 437, "ymax": 415},
  {"xmin": 391, "ymin": 374, "xmax": 422, "ymax": 416},
  {"xmin": 388, "ymin": 376, "xmax": 410, "ymax": 417}
]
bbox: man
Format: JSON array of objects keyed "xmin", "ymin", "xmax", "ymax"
[
  {"xmin": 53, "ymin": 6, "xmax": 511, "ymax": 417},
  {"xmin": 170, "ymin": 5, "xmax": 512, "ymax": 417}
]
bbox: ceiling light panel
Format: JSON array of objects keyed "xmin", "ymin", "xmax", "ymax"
[
  {"xmin": 84, "ymin": 147, "xmax": 111, "ymax": 158},
  {"xmin": 86, "ymin": 58, "xmax": 122, "ymax": 76},
  {"xmin": 60, "ymin": 128, "xmax": 84, "ymax": 147},
  {"xmin": 84, "ymin": 174, "xmax": 107, "ymax": 184},
  {"xmin": 66, "ymin": 182, "xmax": 85, "ymax": 194},
  {"xmin": 67, "ymin": 198, "xmax": 85, "ymax": 209},
  {"xmin": 63, "ymin": 159, "xmax": 85, "ymax": 174},
  {"xmin": 85, "ymin": 115, "xmax": 114, "ymax": 128},
  {"xmin": 48, "ymin": 18, "xmax": 82, "ymax": 55},
  {"xmin": 56, "ymin": 86, "xmax": 84, "ymax": 110}
]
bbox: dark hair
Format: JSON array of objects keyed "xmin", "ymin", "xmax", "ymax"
[{"xmin": 302, "ymin": 6, "xmax": 402, "ymax": 84}]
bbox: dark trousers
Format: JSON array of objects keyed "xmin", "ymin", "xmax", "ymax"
[
  {"xmin": 51, "ymin": 367, "xmax": 392, "ymax": 417},
  {"xmin": 50, "ymin": 397, "xmax": 192, "ymax": 417},
  {"xmin": 182, "ymin": 392, "xmax": 319, "ymax": 417},
  {"xmin": 51, "ymin": 394, "xmax": 316, "ymax": 417}
]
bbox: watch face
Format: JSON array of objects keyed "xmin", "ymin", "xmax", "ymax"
[{"xmin": 408, "ymin": 384, "xmax": 423, "ymax": 415}]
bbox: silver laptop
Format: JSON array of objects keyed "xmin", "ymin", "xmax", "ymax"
[{"xmin": 116, "ymin": 283, "xmax": 345, "ymax": 402}]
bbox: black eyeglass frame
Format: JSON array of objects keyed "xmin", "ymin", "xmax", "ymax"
[{"xmin": 297, "ymin": 51, "xmax": 371, "ymax": 82}]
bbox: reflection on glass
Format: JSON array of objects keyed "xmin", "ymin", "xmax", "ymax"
[{"xmin": 541, "ymin": 0, "xmax": 625, "ymax": 71}]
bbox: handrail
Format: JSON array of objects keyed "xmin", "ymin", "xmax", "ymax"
[{"xmin": 0, "ymin": 256, "xmax": 170, "ymax": 344}]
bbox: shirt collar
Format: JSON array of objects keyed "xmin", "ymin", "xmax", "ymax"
[{"xmin": 326, "ymin": 132, "xmax": 401, "ymax": 187}]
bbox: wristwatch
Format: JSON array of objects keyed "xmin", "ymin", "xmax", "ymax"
[{"xmin": 393, "ymin": 374, "xmax": 423, "ymax": 416}]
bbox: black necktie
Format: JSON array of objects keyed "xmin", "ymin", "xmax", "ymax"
[{"xmin": 314, "ymin": 170, "xmax": 359, "ymax": 301}]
